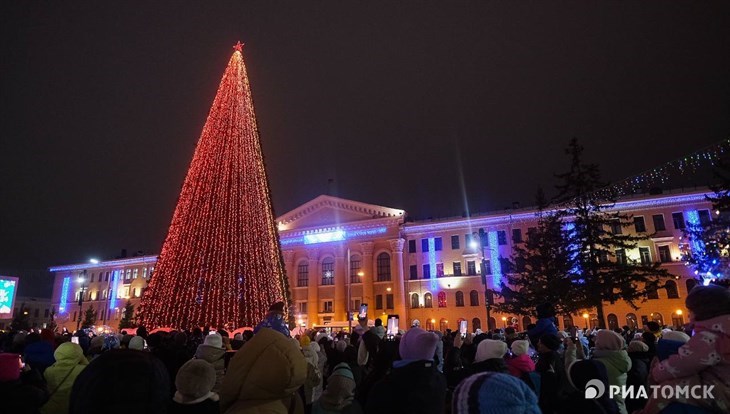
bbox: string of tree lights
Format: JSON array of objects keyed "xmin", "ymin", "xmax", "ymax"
[
  {"xmin": 555, "ymin": 138, "xmax": 730, "ymax": 207},
  {"xmin": 138, "ymin": 42, "xmax": 292, "ymax": 329}
]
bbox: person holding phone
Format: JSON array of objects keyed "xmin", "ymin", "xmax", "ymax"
[{"xmin": 0, "ymin": 353, "xmax": 49, "ymax": 414}]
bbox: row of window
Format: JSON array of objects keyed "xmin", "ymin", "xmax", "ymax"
[
  {"xmin": 75, "ymin": 286, "xmax": 143, "ymax": 302},
  {"xmin": 85, "ymin": 267, "xmax": 153, "ymax": 284},
  {"xmin": 406, "ymin": 211, "xmax": 712, "ymax": 256},
  {"xmin": 71, "ymin": 308, "xmax": 125, "ymax": 322},
  {"xmin": 13, "ymin": 307, "xmax": 52, "ymax": 318},
  {"xmin": 296, "ymin": 253, "xmax": 391, "ymax": 287}
]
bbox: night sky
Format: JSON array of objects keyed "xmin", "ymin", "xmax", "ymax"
[{"xmin": 2, "ymin": 2, "xmax": 729, "ymax": 296}]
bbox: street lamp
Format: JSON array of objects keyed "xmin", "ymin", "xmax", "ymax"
[
  {"xmin": 501, "ymin": 316, "xmax": 507, "ymax": 328},
  {"xmin": 582, "ymin": 312, "xmax": 589, "ymax": 330},
  {"xmin": 76, "ymin": 270, "xmax": 89, "ymax": 331}
]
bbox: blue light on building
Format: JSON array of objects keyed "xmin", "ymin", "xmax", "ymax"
[
  {"xmin": 59, "ymin": 276, "xmax": 70, "ymax": 313},
  {"xmin": 428, "ymin": 238, "xmax": 437, "ymax": 291},
  {"xmin": 109, "ymin": 270, "xmax": 120, "ymax": 310},
  {"xmin": 488, "ymin": 231, "xmax": 502, "ymax": 287}
]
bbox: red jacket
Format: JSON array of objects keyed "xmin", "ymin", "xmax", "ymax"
[{"xmin": 507, "ymin": 354, "xmax": 536, "ymax": 377}]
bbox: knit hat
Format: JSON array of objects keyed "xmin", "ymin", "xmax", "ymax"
[
  {"xmin": 399, "ymin": 328, "xmax": 439, "ymax": 361},
  {"xmin": 371, "ymin": 325, "xmax": 386, "ymax": 340},
  {"xmin": 175, "ymin": 359, "xmax": 216, "ymax": 402},
  {"xmin": 452, "ymin": 372, "xmax": 540, "ymax": 414},
  {"xmin": 511, "ymin": 340, "xmax": 529, "ymax": 356},
  {"xmin": 538, "ymin": 334, "xmax": 562, "ymax": 351},
  {"xmin": 204, "ymin": 332, "xmax": 223, "ymax": 348},
  {"xmin": 475, "ymin": 339, "xmax": 508, "ymax": 362},
  {"xmin": 103, "ymin": 335, "xmax": 120, "ymax": 351},
  {"xmin": 594, "ymin": 330, "xmax": 624, "ymax": 351},
  {"xmin": 536, "ymin": 303, "xmax": 556, "ymax": 319},
  {"xmin": 317, "ymin": 363, "xmax": 356, "ymax": 411},
  {"xmin": 69, "ymin": 349, "xmax": 169, "ymax": 414},
  {"xmin": 656, "ymin": 339, "xmax": 685, "ymax": 361},
  {"xmin": 0, "ymin": 353, "xmax": 21, "ymax": 382},
  {"xmin": 662, "ymin": 330, "xmax": 690, "ymax": 343},
  {"xmin": 89, "ymin": 335, "xmax": 105, "ymax": 351},
  {"xmin": 686, "ymin": 284, "xmax": 730, "ymax": 321},
  {"xmin": 129, "ymin": 336, "xmax": 146, "ymax": 351},
  {"xmin": 254, "ymin": 303, "xmax": 291, "ymax": 337},
  {"xmin": 411, "ymin": 319, "xmax": 421, "ymax": 327},
  {"xmin": 627, "ymin": 340, "xmax": 649, "ymax": 353},
  {"xmin": 335, "ymin": 340, "xmax": 347, "ymax": 353},
  {"xmin": 299, "ymin": 335, "xmax": 311, "ymax": 348}
]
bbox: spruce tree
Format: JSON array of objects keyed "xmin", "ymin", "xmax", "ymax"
[
  {"xmin": 119, "ymin": 300, "xmax": 136, "ymax": 330},
  {"xmin": 82, "ymin": 305, "xmax": 97, "ymax": 328},
  {"xmin": 681, "ymin": 164, "xmax": 730, "ymax": 286},
  {"xmin": 554, "ymin": 138, "xmax": 674, "ymax": 328},
  {"xmin": 10, "ymin": 303, "xmax": 31, "ymax": 331},
  {"xmin": 497, "ymin": 188, "xmax": 583, "ymax": 316}
]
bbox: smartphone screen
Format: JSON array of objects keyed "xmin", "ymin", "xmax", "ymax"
[
  {"xmin": 71, "ymin": 337, "xmax": 79, "ymax": 344},
  {"xmin": 359, "ymin": 303, "xmax": 368, "ymax": 319},
  {"xmin": 387, "ymin": 316, "xmax": 399, "ymax": 337},
  {"xmin": 459, "ymin": 320, "xmax": 467, "ymax": 336}
]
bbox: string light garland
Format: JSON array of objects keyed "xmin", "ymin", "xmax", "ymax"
[
  {"xmin": 590, "ymin": 138, "xmax": 730, "ymax": 201},
  {"xmin": 138, "ymin": 43, "xmax": 291, "ymax": 330}
]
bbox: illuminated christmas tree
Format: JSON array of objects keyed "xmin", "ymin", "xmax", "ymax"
[{"xmin": 139, "ymin": 42, "xmax": 292, "ymax": 329}]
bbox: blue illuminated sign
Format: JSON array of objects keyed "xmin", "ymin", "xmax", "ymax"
[
  {"xmin": 59, "ymin": 276, "xmax": 70, "ymax": 314},
  {"xmin": 282, "ymin": 226, "xmax": 388, "ymax": 246}
]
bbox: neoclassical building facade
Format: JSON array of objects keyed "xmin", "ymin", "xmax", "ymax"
[{"xmin": 49, "ymin": 189, "xmax": 713, "ymax": 333}]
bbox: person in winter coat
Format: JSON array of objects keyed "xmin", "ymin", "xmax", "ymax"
[
  {"xmin": 562, "ymin": 359, "xmax": 619, "ymax": 414},
  {"xmin": 170, "ymin": 359, "xmax": 220, "ymax": 414},
  {"xmin": 625, "ymin": 340, "xmax": 652, "ymax": 412},
  {"xmin": 357, "ymin": 319, "xmax": 385, "ymax": 375},
  {"xmin": 219, "ymin": 326, "xmax": 307, "ymax": 414},
  {"xmin": 566, "ymin": 329, "xmax": 632, "ymax": 414},
  {"xmin": 640, "ymin": 284, "xmax": 730, "ymax": 414},
  {"xmin": 69, "ymin": 349, "xmax": 170, "ymax": 414},
  {"xmin": 536, "ymin": 334, "xmax": 569, "ymax": 414},
  {"xmin": 41, "ymin": 342, "xmax": 88, "ymax": 414},
  {"xmin": 302, "ymin": 343, "xmax": 323, "ymax": 409},
  {"xmin": 507, "ymin": 339, "xmax": 536, "ymax": 378},
  {"xmin": 0, "ymin": 353, "xmax": 49, "ymax": 414},
  {"xmin": 23, "ymin": 333, "xmax": 55, "ymax": 375},
  {"xmin": 312, "ymin": 362, "xmax": 362, "ymax": 414},
  {"xmin": 452, "ymin": 371, "xmax": 540, "ymax": 414},
  {"xmin": 195, "ymin": 332, "xmax": 226, "ymax": 392},
  {"xmin": 364, "ymin": 328, "xmax": 446, "ymax": 414},
  {"xmin": 528, "ymin": 303, "xmax": 558, "ymax": 346}
]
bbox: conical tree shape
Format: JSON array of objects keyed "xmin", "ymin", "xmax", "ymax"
[{"xmin": 139, "ymin": 44, "xmax": 291, "ymax": 329}]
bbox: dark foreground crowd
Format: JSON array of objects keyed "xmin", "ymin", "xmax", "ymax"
[{"xmin": 0, "ymin": 284, "xmax": 728, "ymax": 414}]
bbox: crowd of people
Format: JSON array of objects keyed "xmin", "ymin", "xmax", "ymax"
[{"xmin": 0, "ymin": 284, "xmax": 728, "ymax": 414}]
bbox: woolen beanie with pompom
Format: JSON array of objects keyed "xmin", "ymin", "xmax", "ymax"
[
  {"xmin": 399, "ymin": 328, "xmax": 439, "ymax": 361},
  {"xmin": 452, "ymin": 371, "xmax": 540, "ymax": 414}
]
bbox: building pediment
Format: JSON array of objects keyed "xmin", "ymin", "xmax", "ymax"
[{"xmin": 277, "ymin": 195, "xmax": 405, "ymax": 231}]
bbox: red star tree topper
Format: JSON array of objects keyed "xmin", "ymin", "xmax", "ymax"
[{"xmin": 139, "ymin": 43, "xmax": 292, "ymax": 329}]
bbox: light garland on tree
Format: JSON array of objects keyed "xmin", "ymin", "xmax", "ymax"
[{"xmin": 138, "ymin": 42, "xmax": 292, "ymax": 329}]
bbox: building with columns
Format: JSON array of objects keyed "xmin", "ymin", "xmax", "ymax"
[{"xmin": 49, "ymin": 189, "xmax": 714, "ymax": 333}]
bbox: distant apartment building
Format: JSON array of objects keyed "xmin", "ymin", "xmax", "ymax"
[{"xmin": 0, "ymin": 296, "xmax": 54, "ymax": 330}]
